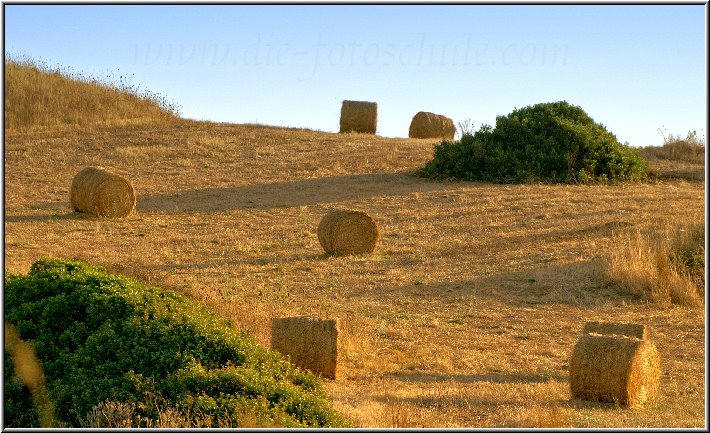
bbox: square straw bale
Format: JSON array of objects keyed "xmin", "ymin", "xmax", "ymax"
[
  {"xmin": 271, "ymin": 316, "xmax": 341, "ymax": 379},
  {"xmin": 583, "ymin": 321, "xmax": 650, "ymax": 340}
]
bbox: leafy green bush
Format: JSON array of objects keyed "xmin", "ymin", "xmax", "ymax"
[
  {"xmin": 4, "ymin": 355, "xmax": 40, "ymax": 427},
  {"xmin": 4, "ymin": 258, "xmax": 350, "ymax": 428},
  {"xmin": 421, "ymin": 101, "xmax": 647, "ymax": 183}
]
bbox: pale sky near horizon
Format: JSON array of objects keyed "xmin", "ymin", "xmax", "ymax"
[{"xmin": 3, "ymin": 4, "xmax": 707, "ymax": 147}]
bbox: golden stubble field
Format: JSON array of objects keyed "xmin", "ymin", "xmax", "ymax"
[{"xmin": 3, "ymin": 120, "xmax": 706, "ymax": 427}]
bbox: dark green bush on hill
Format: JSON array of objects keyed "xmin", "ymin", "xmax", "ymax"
[
  {"xmin": 421, "ymin": 101, "xmax": 647, "ymax": 183},
  {"xmin": 4, "ymin": 259, "xmax": 350, "ymax": 428}
]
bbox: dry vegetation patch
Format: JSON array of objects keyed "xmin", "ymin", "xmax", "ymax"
[
  {"xmin": 4, "ymin": 58, "xmax": 179, "ymax": 132},
  {"xmin": 639, "ymin": 130, "xmax": 705, "ymax": 181},
  {"xmin": 604, "ymin": 213, "xmax": 704, "ymax": 306}
]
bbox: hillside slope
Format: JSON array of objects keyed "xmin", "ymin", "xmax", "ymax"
[
  {"xmin": 4, "ymin": 59, "xmax": 179, "ymax": 132},
  {"xmin": 3, "ymin": 61, "xmax": 705, "ymax": 427}
]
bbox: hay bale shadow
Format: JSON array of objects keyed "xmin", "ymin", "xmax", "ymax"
[
  {"xmin": 5, "ymin": 212, "xmax": 95, "ymax": 223},
  {"xmin": 137, "ymin": 172, "xmax": 457, "ymax": 213},
  {"xmin": 387, "ymin": 370, "xmax": 564, "ymax": 384}
]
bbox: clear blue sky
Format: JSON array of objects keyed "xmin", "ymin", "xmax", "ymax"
[{"xmin": 3, "ymin": 4, "xmax": 707, "ymax": 146}]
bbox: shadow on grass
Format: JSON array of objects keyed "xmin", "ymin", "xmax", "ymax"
[
  {"xmin": 136, "ymin": 171, "xmax": 473, "ymax": 213},
  {"xmin": 387, "ymin": 370, "xmax": 565, "ymax": 384},
  {"xmin": 372, "ymin": 393, "xmax": 504, "ymax": 411},
  {"xmin": 107, "ymin": 257, "xmax": 636, "ymax": 309},
  {"xmin": 561, "ymin": 398, "xmax": 628, "ymax": 411},
  {"xmin": 339, "ymin": 259, "xmax": 637, "ymax": 308},
  {"xmin": 4, "ymin": 212, "xmax": 93, "ymax": 223}
]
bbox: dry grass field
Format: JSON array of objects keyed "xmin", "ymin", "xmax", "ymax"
[
  {"xmin": 3, "ymin": 60, "xmax": 706, "ymax": 427},
  {"xmin": 4, "ymin": 119, "xmax": 705, "ymax": 427}
]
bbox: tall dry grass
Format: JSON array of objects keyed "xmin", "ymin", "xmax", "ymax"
[
  {"xmin": 639, "ymin": 130, "xmax": 706, "ymax": 164},
  {"xmin": 4, "ymin": 56, "xmax": 180, "ymax": 132},
  {"xmin": 604, "ymin": 215, "xmax": 705, "ymax": 306}
]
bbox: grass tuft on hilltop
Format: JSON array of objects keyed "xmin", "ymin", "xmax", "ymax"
[
  {"xmin": 4, "ymin": 56, "xmax": 180, "ymax": 132},
  {"xmin": 4, "ymin": 258, "xmax": 350, "ymax": 428}
]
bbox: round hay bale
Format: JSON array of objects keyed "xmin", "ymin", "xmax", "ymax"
[
  {"xmin": 570, "ymin": 334, "xmax": 661, "ymax": 408},
  {"xmin": 339, "ymin": 100, "xmax": 377, "ymax": 134},
  {"xmin": 70, "ymin": 166, "xmax": 136, "ymax": 217},
  {"xmin": 317, "ymin": 210, "xmax": 380, "ymax": 255},
  {"xmin": 408, "ymin": 111, "xmax": 455, "ymax": 139}
]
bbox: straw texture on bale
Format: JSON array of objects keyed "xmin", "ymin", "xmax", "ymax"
[
  {"xmin": 317, "ymin": 210, "xmax": 380, "ymax": 255},
  {"xmin": 583, "ymin": 321, "xmax": 650, "ymax": 340},
  {"xmin": 408, "ymin": 111, "xmax": 455, "ymax": 139},
  {"xmin": 271, "ymin": 316, "xmax": 340, "ymax": 379},
  {"xmin": 570, "ymin": 334, "xmax": 661, "ymax": 408},
  {"xmin": 70, "ymin": 166, "xmax": 136, "ymax": 217},
  {"xmin": 339, "ymin": 100, "xmax": 377, "ymax": 134}
]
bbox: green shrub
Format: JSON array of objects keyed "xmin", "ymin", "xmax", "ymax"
[
  {"xmin": 4, "ymin": 355, "xmax": 40, "ymax": 427},
  {"xmin": 421, "ymin": 101, "xmax": 647, "ymax": 183},
  {"xmin": 4, "ymin": 258, "xmax": 350, "ymax": 428}
]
